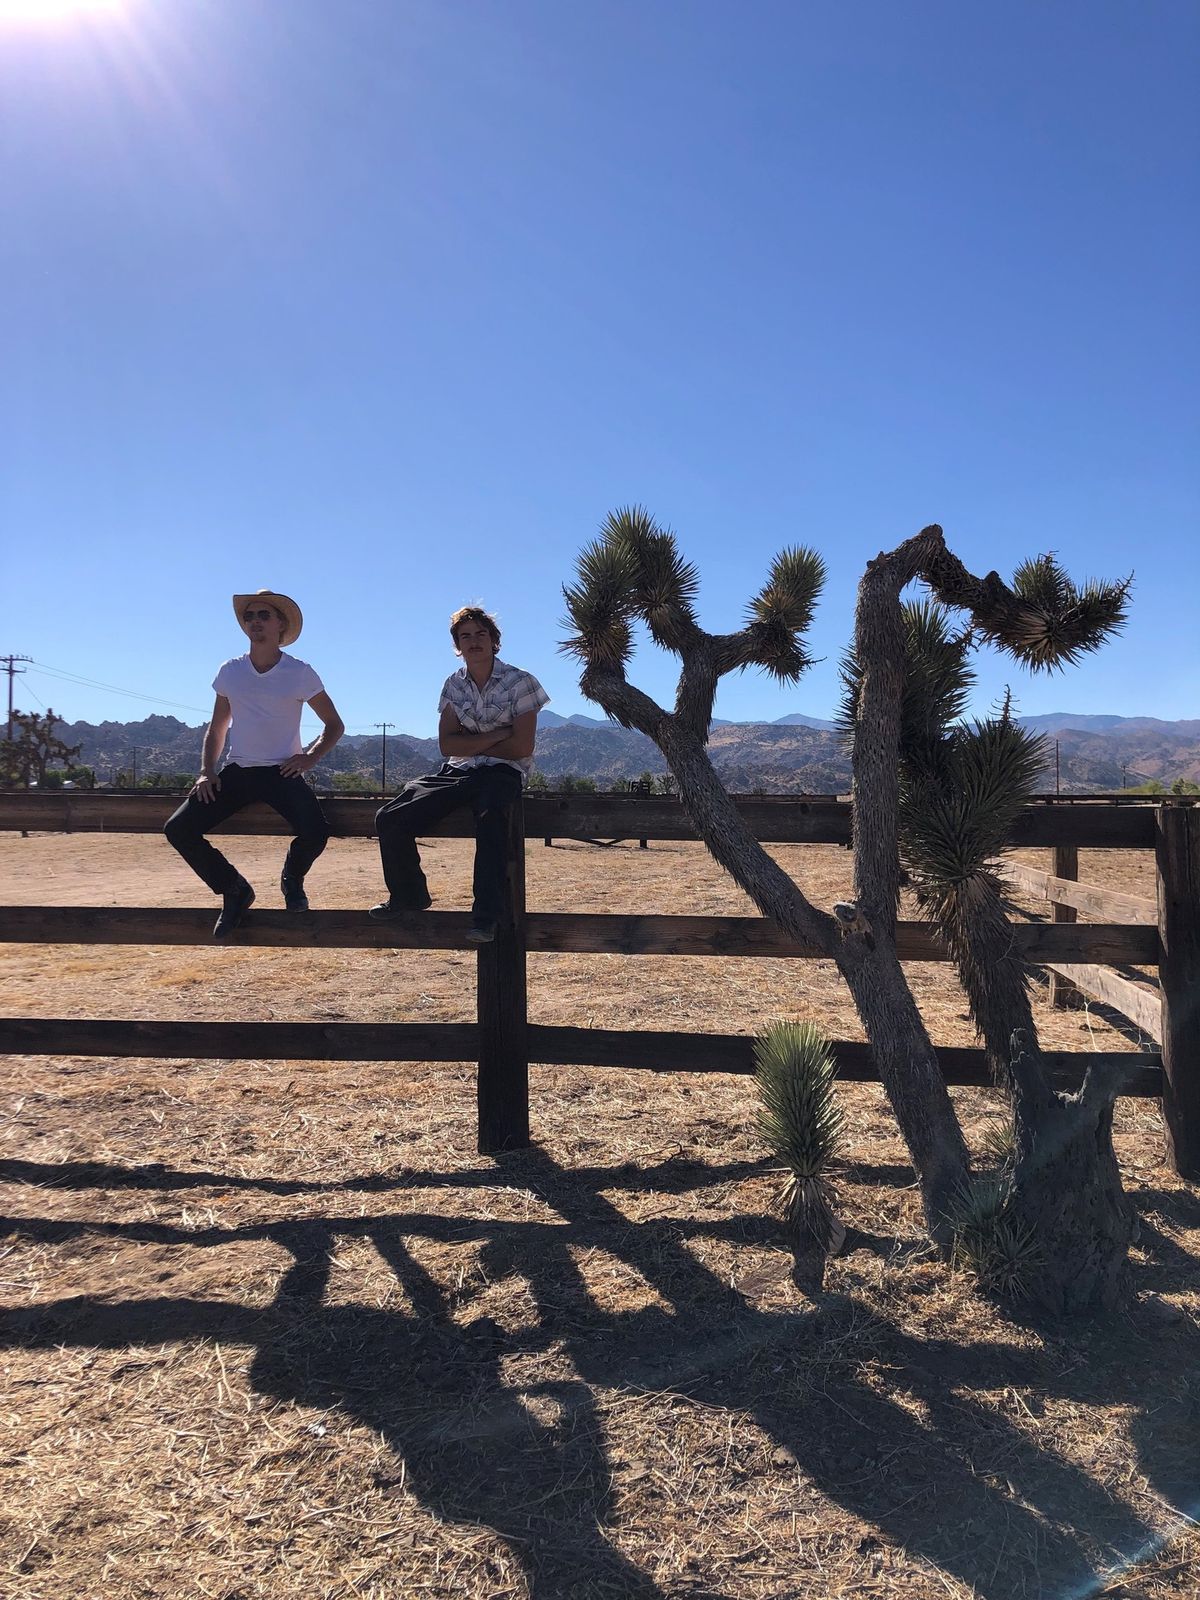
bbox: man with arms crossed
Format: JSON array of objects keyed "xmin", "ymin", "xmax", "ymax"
[
  {"xmin": 370, "ymin": 605, "xmax": 548, "ymax": 943},
  {"xmin": 165, "ymin": 589, "xmax": 345, "ymax": 937}
]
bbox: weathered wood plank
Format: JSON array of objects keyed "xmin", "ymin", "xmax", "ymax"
[
  {"xmin": 530, "ymin": 914, "xmax": 1158, "ymax": 963},
  {"xmin": 1001, "ymin": 861, "xmax": 1157, "ymax": 924},
  {"xmin": 523, "ymin": 1025, "xmax": 1165, "ymax": 1095},
  {"xmin": 1040, "ymin": 963, "xmax": 1163, "ymax": 1042},
  {"xmin": 0, "ymin": 906, "xmax": 478, "ymax": 948},
  {"xmin": 525, "ymin": 795, "xmax": 854, "ymax": 844},
  {"xmin": 0, "ymin": 906, "xmax": 1161, "ymax": 964},
  {"xmin": 0, "ymin": 790, "xmax": 1162, "ymax": 847},
  {"xmin": 0, "ymin": 791, "xmax": 476, "ymax": 839},
  {"xmin": 0, "ymin": 1018, "xmax": 479, "ymax": 1061},
  {"xmin": 0, "ymin": 1016, "xmax": 1160, "ymax": 1097},
  {"xmin": 1047, "ymin": 844, "xmax": 1080, "ymax": 1009},
  {"xmin": 476, "ymin": 802, "xmax": 530, "ymax": 1152},
  {"xmin": 1157, "ymin": 805, "xmax": 1200, "ymax": 1178}
]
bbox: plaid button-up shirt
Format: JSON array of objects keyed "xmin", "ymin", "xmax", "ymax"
[{"xmin": 438, "ymin": 659, "xmax": 549, "ymax": 781}]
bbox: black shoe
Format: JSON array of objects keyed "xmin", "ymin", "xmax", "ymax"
[
  {"xmin": 369, "ymin": 894, "xmax": 432, "ymax": 920},
  {"xmin": 464, "ymin": 918, "xmax": 497, "ymax": 945},
  {"xmin": 214, "ymin": 878, "xmax": 255, "ymax": 938},
  {"xmin": 281, "ymin": 873, "xmax": 309, "ymax": 913}
]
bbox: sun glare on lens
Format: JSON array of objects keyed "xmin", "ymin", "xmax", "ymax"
[{"xmin": 0, "ymin": 0, "xmax": 129, "ymax": 26}]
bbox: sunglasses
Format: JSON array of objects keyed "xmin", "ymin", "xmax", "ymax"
[{"xmin": 242, "ymin": 608, "xmax": 277, "ymax": 622}]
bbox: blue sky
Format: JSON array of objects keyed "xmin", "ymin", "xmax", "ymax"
[{"xmin": 2, "ymin": 0, "xmax": 1196, "ymax": 740}]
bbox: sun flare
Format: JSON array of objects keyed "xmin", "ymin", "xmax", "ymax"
[{"xmin": 0, "ymin": 0, "xmax": 129, "ymax": 25}]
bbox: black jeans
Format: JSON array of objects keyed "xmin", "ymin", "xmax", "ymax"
[
  {"xmin": 375, "ymin": 761, "xmax": 523, "ymax": 922},
  {"xmin": 164, "ymin": 763, "xmax": 330, "ymax": 895}
]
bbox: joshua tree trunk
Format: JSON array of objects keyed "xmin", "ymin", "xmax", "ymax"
[
  {"xmin": 1001, "ymin": 1036, "xmax": 1136, "ymax": 1312},
  {"xmin": 657, "ymin": 712, "xmax": 970, "ymax": 1235}
]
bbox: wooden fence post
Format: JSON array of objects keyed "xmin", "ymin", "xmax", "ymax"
[
  {"xmin": 1157, "ymin": 803, "xmax": 1200, "ymax": 1179},
  {"xmin": 477, "ymin": 798, "xmax": 530, "ymax": 1153},
  {"xmin": 1048, "ymin": 844, "xmax": 1080, "ymax": 1008}
]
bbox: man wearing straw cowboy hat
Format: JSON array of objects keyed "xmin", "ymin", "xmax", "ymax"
[{"xmin": 164, "ymin": 589, "xmax": 345, "ymax": 937}]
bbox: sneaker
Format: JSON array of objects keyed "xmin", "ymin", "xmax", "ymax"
[
  {"xmin": 214, "ymin": 878, "xmax": 255, "ymax": 938},
  {"xmin": 464, "ymin": 918, "xmax": 497, "ymax": 945},
  {"xmin": 280, "ymin": 873, "xmax": 309, "ymax": 913},
  {"xmin": 368, "ymin": 894, "xmax": 432, "ymax": 920}
]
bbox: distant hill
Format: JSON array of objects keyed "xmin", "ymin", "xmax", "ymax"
[
  {"xmin": 1018, "ymin": 712, "xmax": 1200, "ymax": 738},
  {"xmin": 37, "ymin": 709, "xmax": 1200, "ymax": 794},
  {"xmin": 538, "ymin": 711, "xmax": 613, "ymax": 730},
  {"xmin": 771, "ymin": 712, "xmax": 839, "ymax": 730}
]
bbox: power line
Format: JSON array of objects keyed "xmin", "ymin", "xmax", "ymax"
[
  {"xmin": 26, "ymin": 660, "xmax": 209, "ymax": 715},
  {"xmin": 21, "ymin": 660, "xmax": 427, "ymax": 736}
]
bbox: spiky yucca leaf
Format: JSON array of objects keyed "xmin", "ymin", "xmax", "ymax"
[
  {"xmin": 835, "ymin": 642, "xmax": 861, "ymax": 745},
  {"xmin": 755, "ymin": 1022, "xmax": 843, "ymax": 1254},
  {"xmin": 560, "ymin": 538, "xmax": 636, "ymax": 669},
  {"xmin": 899, "ymin": 715, "xmax": 1047, "ymax": 905},
  {"xmin": 979, "ymin": 1116, "xmax": 1017, "ymax": 1170},
  {"xmin": 986, "ymin": 555, "xmax": 1131, "ymax": 673},
  {"xmin": 755, "ymin": 1021, "xmax": 842, "ymax": 1176},
  {"xmin": 737, "ymin": 547, "xmax": 825, "ymax": 683},
  {"xmin": 746, "ymin": 547, "xmax": 826, "ymax": 633},
  {"xmin": 947, "ymin": 1176, "xmax": 1043, "ymax": 1299},
  {"xmin": 895, "ymin": 602, "xmax": 975, "ymax": 755},
  {"xmin": 601, "ymin": 505, "xmax": 700, "ymax": 649},
  {"xmin": 838, "ymin": 600, "xmax": 974, "ymax": 752},
  {"xmin": 742, "ymin": 618, "xmax": 817, "ymax": 683}
]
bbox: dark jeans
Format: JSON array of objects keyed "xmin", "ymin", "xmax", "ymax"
[
  {"xmin": 375, "ymin": 761, "xmax": 523, "ymax": 923},
  {"xmin": 164, "ymin": 763, "xmax": 330, "ymax": 895}
]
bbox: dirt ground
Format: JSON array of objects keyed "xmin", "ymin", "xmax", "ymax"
[{"xmin": 1, "ymin": 832, "xmax": 1196, "ymax": 1600}]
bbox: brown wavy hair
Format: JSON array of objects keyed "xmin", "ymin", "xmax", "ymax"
[{"xmin": 449, "ymin": 605, "xmax": 501, "ymax": 651}]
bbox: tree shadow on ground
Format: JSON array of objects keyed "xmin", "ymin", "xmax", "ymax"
[
  {"xmin": 0, "ymin": 1151, "xmax": 772, "ymax": 1200},
  {"xmin": 3, "ymin": 1147, "xmax": 1196, "ymax": 1598}
]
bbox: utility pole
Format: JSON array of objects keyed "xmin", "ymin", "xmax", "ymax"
[
  {"xmin": 128, "ymin": 748, "xmax": 142, "ymax": 789},
  {"xmin": 374, "ymin": 722, "xmax": 394, "ymax": 794},
  {"xmin": 3, "ymin": 655, "xmax": 31, "ymax": 741},
  {"xmin": 1055, "ymin": 738, "xmax": 1060, "ymax": 796}
]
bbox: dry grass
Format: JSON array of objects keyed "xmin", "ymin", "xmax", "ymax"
[{"xmin": 1, "ymin": 832, "xmax": 1196, "ymax": 1600}]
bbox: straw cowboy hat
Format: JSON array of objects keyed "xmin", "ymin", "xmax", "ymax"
[{"xmin": 232, "ymin": 589, "xmax": 303, "ymax": 646}]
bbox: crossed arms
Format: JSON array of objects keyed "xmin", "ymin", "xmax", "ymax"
[{"xmin": 438, "ymin": 705, "xmax": 538, "ymax": 763}]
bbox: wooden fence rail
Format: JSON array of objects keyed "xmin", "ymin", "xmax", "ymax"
[
  {"xmin": 0, "ymin": 906, "xmax": 1160, "ymax": 964},
  {"xmin": 1, "ymin": 792, "xmax": 1197, "ymax": 1174},
  {"xmin": 1001, "ymin": 861, "xmax": 1157, "ymax": 924},
  {"xmin": 999, "ymin": 859, "xmax": 1163, "ymax": 1043},
  {"xmin": 0, "ymin": 790, "xmax": 1164, "ymax": 846}
]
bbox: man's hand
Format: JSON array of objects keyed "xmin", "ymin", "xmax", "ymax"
[
  {"xmin": 280, "ymin": 752, "xmax": 319, "ymax": 778},
  {"xmin": 192, "ymin": 772, "xmax": 220, "ymax": 803},
  {"xmin": 438, "ymin": 707, "xmax": 516, "ymax": 759}
]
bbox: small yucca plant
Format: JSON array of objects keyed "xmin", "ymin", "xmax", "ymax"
[
  {"xmin": 947, "ymin": 1175, "xmax": 1043, "ymax": 1300},
  {"xmin": 979, "ymin": 1116, "xmax": 1017, "ymax": 1171},
  {"xmin": 755, "ymin": 1021, "xmax": 845, "ymax": 1287}
]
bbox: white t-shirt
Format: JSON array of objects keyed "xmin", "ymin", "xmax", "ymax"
[{"xmin": 212, "ymin": 653, "xmax": 324, "ymax": 768}]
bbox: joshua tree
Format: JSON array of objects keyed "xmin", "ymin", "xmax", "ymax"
[
  {"xmin": 0, "ymin": 709, "xmax": 82, "ymax": 789},
  {"xmin": 563, "ymin": 510, "xmax": 1134, "ymax": 1313}
]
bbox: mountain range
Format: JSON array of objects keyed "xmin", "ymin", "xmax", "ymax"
[{"xmin": 40, "ymin": 710, "xmax": 1200, "ymax": 794}]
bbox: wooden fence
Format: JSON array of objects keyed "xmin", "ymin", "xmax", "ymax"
[
  {"xmin": 1001, "ymin": 853, "xmax": 1162, "ymax": 1038},
  {"xmin": 1, "ymin": 791, "xmax": 1197, "ymax": 1177}
]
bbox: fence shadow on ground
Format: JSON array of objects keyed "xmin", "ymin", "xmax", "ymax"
[{"xmin": 3, "ymin": 1147, "xmax": 1197, "ymax": 1598}]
